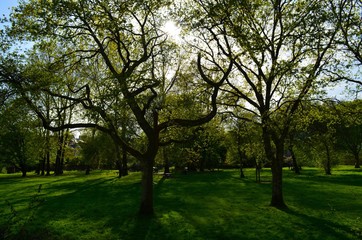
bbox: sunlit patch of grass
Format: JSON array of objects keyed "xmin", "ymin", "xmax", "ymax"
[{"xmin": 1, "ymin": 167, "xmax": 362, "ymax": 239}]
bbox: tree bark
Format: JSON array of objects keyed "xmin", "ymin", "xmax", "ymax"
[
  {"xmin": 139, "ymin": 158, "xmax": 154, "ymax": 216},
  {"xmin": 163, "ymin": 147, "xmax": 170, "ymax": 174},
  {"xmin": 114, "ymin": 143, "xmax": 122, "ymax": 178},
  {"xmin": 41, "ymin": 156, "xmax": 45, "ymax": 176},
  {"xmin": 270, "ymin": 141, "xmax": 287, "ymax": 208},
  {"xmin": 324, "ymin": 143, "xmax": 332, "ymax": 175},
  {"xmin": 54, "ymin": 149, "xmax": 62, "ymax": 175},
  {"xmin": 288, "ymin": 144, "xmax": 300, "ymax": 174},
  {"xmin": 121, "ymin": 144, "xmax": 128, "ymax": 176},
  {"xmin": 238, "ymin": 149, "xmax": 245, "ymax": 178},
  {"xmin": 353, "ymin": 150, "xmax": 360, "ymax": 168},
  {"xmin": 46, "ymin": 151, "xmax": 51, "ymax": 176},
  {"xmin": 262, "ymin": 125, "xmax": 286, "ymax": 208}
]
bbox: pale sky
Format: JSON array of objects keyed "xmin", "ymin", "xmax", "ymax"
[{"xmin": 0, "ymin": 0, "xmax": 18, "ymax": 18}]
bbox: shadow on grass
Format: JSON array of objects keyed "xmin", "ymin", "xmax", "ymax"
[
  {"xmin": 2, "ymin": 169, "xmax": 362, "ymax": 240},
  {"xmin": 281, "ymin": 208, "xmax": 358, "ymax": 240}
]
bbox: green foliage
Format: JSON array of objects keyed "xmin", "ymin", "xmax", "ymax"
[
  {"xmin": 225, "ymin": 118, "xmax": 265, "ymax": 167},
  {"xmin": 293, "ymin": 102, "xmax": 341, "ymax": 173},
  {"xmin": 0, "ymin": 99, "xmax": 42, "ymax": 176},
  {"xmin": 78, "ymin": 130, "xmax": 117, "ymax": 170},
  {"xmin": 166, "ymin": 119, "xmax": 227, "ymax": 171},
  {"xmin": 334, "ymin": 100, "xmax": 362, "ymax": 167}
]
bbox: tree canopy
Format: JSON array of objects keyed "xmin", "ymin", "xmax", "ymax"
[{"xmin": 0, "ymin": 0, "xmax": 361, "ymax": 215}]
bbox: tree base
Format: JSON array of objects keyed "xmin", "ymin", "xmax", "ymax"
[{"xmin": 270, "ymin": 201, "xmax": 288, "ymax": 209}]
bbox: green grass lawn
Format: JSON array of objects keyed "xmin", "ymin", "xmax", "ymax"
[{"xmin": 1, "ymin": 167, "xmax": 362, "ymax": 240}]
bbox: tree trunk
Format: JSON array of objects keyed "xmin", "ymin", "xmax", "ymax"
[
  {"xmin": 114, "ymin": 141, "xmax": 123, "ymax": 178},
  {"xmin": 288, "ymin": 144, "xmax": 300, "ymax": 174},
  {"xmin": 35, "ymin": 162, "xmax": 40, "ymax": 175},
  {"xmin": 54, "ymin": 149, "xmax": 62, "ymax": 175},
  {"xmin": 262, "ymin": 125, "xmax": 286, "ymax": 208},
  {"xmin": 255, "ymin": 163, "xmax": 261, "ymax": 183},
  {"xmin": 139, "ymin": 158, "xmax": 154, "ymax": 216},
  {"xmin": 60, "ymin": 131, "xmax": 68, "ymax": 174},
  {"xmin": 163, "ymin": 147, "xmax": 170, "ymax": 174},
  {"xmin": 353, "ymin": 150, "xmax": 360, "ymax": 168},
  {"xmin": 121, "ymin": 144, "xmax": 128, "ymax": 176},
  {"xmin": 54, "ymin": 132, "xmax": 64, "ymax": 175},
  {"xmin": 85, "ymin": 165, "xmax": 90, "ymax": 175},
  {"xmin": 270, "ymin": 142, "xmax": 286, "ymax": 208},
  {"xmin": 238, "ymin": 149, "xmax": 245, "ymax": 178},
  {"xmin": 240, "ymin": 164, "xmax": 245, "ymax": 178},
  {"xmin": 324, "ymin": 143, "xmax": 332, "ymax": 175},
  {"xmin": 41, "ymin": 156, "xmax": 45, "ymax": 176},
  {"xmin": 46, "ymin": 151, "xmax": 50, "ymax": 176},
  {"xmin": 21, "ymin": 170, "xmax": 27, "ymax": 177},
  {"xmin": 45, "ymin": 127, "xmax": 51, "ymax": 176}
]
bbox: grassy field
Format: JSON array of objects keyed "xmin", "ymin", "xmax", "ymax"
[{"xmin": 0, "ymin": 167, "xmax": 362, "ymax": 240}]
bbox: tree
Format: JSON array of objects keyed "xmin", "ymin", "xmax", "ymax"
[
  {"xmin": 185, "ymin": 0, "xmax": 339, "ymax": 208},
  {"xmin": 331, "ymin": 0, "xmax": 362, "ymax": 86},
  {"xmin": 3, "ymin": 0, "xmax": 231, "ymax": 215},
  {"xmin": 303, "ymin": 102, "xmax": 340, "ymax": 174},
  {"xmin": 225, "ymin": 116, "xmax": 264, "ymax": 178},
  {"xmin": 0, "ymin": 99, "xmax": 41, "ymax": 177},
  {"xmin": 334, "ymin": 100, "xmax": 362, "ymax": 168}
]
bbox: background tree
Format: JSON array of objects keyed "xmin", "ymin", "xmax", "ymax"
[
  {"xmin": 183, "ymin": 0, "xmax": 339, "ymax": 207},
  {"xmin": 0, "ymin": 99, "xmax": 41, "ymax": 176},
  {"xmin": 334, "ymin": 100, "xmax": 362, "ymax": 168},
  {"xmin": 300, "ymin": 101, "xmax": 341, "ymax": 174},
  {"xmin": 225, "ymin": 116, "xmax": 264, "ymax": 178}
]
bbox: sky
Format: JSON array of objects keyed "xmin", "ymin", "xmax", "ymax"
[{"xmin": 0, "ymin": 0, "xmax": 18, "ymax": 19}]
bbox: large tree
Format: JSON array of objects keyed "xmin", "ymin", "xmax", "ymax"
[
  {"xmin": 185, "ymin": 0, "xmax": 339, "ymax": 207},
  {"xmin": 2, "ymin": 0, "xmax": 231, "ymax": 215}
]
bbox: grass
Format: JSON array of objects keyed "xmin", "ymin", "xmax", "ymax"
[{"xmin": 0, "ymin": 166, "xmax": 362, "ymax": 240}]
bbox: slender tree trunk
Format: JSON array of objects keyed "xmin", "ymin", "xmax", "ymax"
[
  {"xmin": 163, "ymin": 147, "xmax": 170, "ymax": 174},
  {"xmin": 353, "ymin": 149, "xmax": 360, "ymax": 168},
  {"xmin": 54, "ymin": 132, "xmax": 64, "ymax": 175},
  {"xmin": 324, "ymin": 143, "xmax": 332, "ymax": 175},
  {"xmin": 55, "ymin": 148, "xmax": 62, "ymax": 175},
  {"xmin": 85, "ymin": 165, "xmax": 90, "ymax": 175},
  {"xmin": 116, "ymin": 147, "xmax": 122, "ymax": 178},
  {"xmin": 41, "ymin": 156, "xmax": 45, "ymax": 176},
  {"xmin": 121, "ymin": 144, "xmax": 128, "ymax": 176},
  {"xmin": 46, "ymin": 151, "xmax": 50, "ymax": 176},
  {"xmin": 240, "ymin": 162, "xmax": 245, "ymax": 178},
  {"xmin": 288, "ymin": 144, "xmax": 300, "ymax": 174},
  {"xmin": 35, "ymin": 162, "xmax": 40, "ymax": 175},
  {"xmin": 256, "ymin": 163, "xmax": 261, "ymax": 183},
  {"xmin": 60, "ymin": 129, "xmax": 69, "ymax": 174},
  {"xmin": 238, "ymin": 149, "xmax": 245, "ymax": 178},
  {"xmin": 45, "ymin": 96, "xmax": 51, "ymax": 176},
  {"xmin": 139, "ymin": 158, "xmax": 154, "ymax": 216}
]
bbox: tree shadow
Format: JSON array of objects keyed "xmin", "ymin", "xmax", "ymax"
[{"xmin": 281, "ymin": 208, "xmax": 358, "ymax": 239}]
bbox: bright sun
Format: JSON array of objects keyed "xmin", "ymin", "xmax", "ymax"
[{"xmin": 162, "ymin": 20, "xmax": 181, "ymax": 41}]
